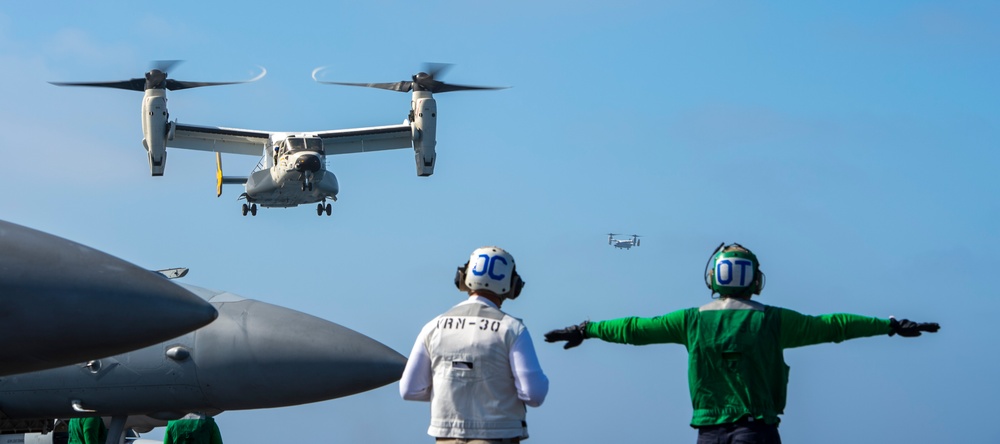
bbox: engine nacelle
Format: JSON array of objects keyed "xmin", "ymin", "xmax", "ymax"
[
  {"xmin": 411, "ymin": 92, "xmax": 437, "ymax": 177},
  {"xmin": 141, "ymin": 90, "xmax": 169, "ymax": 176}
]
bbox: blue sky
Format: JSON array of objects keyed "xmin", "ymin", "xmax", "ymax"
[{"xmin": 2, "ymin": 1, "xmax": 997, "ymax": 442}]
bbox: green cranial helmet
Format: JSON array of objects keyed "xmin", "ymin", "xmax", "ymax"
[{"xmin": 703, "ymin": 243, "xmax": 765, "ymax": 297}]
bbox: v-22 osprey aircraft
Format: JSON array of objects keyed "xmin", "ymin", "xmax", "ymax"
[
  {"xmin": 51, "ymin": 61, "xmax": 505, "ymax": 216},
  {"xmin": 608, "ymin": 233, "xmax": 641, "ymax": 250}
]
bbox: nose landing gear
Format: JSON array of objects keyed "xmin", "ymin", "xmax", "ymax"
[{"xmin": 301, "ymin": 171, "xmax": 314, "ymax": 192}]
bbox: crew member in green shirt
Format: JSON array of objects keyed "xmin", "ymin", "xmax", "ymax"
[
  {"xmin": 544, "ymin": 242, "xmax": 939, "ymax": 444},
  {"xmin": 67, "ymin": 417, "xmax": 107, "ymax": 444},
  {"xmin": 163, "ymin": 412, "xmax": 223, "ymax": 444}
]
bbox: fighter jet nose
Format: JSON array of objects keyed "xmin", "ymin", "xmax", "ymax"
[
  {"xmin": 0, "ymin": 220, "xmax": 217, "ymax": 376},
  {"xmin": 195, "ymin": 299, "xmax": 405, "ymax": 410},
  {"xmin": 294, "ymin": 154, "xmax": 322, "ymax": 173},
  {"xmin": 134, "ymin": 281, "xmax": 219, "ymax": 331}
]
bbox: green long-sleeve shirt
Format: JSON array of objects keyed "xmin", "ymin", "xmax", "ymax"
[
  {"xmin": 67, "ymin": 417, "xmax": 107, "ymax": 444},
  {"xmin": 585, "ymin": 298, "xmax": 891, "ymax": 426},
  {"xmin": 163, "ymin": 416, "xmax": 223, "ymax": 444}
]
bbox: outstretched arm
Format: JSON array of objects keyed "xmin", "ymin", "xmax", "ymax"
[
  {"xmin": 778, "ymin": 308, "xmax": 940, "ymax": 348},
  {"xmin": 545, "ymin": 309, "xmax": 688, "ymax": 349}
]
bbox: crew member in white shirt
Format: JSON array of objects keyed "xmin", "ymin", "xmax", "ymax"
[{"xmin": 400, "ymin": 246, "xmax": 549, "ymax": 443}]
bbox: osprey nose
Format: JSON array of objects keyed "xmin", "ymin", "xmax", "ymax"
[{"xmin": 294, "ymin": 154, "xmax": 321, "ymax": 173}]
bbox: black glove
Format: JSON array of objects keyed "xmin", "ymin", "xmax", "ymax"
[
  {"xmin": 889, "ymin": 317, "xmax": 940, "ymax": 337},
  {"xmin": 544, "ymin": 321, "xmax": 589, "ymax": 349}
]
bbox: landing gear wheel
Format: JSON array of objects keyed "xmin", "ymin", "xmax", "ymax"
[
  {"xmin": 250, "ymin": 204, "xmax": 258, "ymax": 216},
  {"xmin": 241, "ymin": 203, "xmax": 249, "ymax": 216},
  {"xmin": 316, "ymin": 203, "xmax": 324, "ymax": 216},
  {"xmin": 301, "ymin": 183, "xmax": 306, "ymax": 191},
  {"xmin": 308, "ymin": 183, "xmax": 314, "ymax": 191},
  {"xmin": 325, "ymin": 203, "xmax": 332, "ymax": 216}
]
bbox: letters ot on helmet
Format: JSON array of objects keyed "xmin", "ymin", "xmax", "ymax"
[
  {"xmin": 471, "ymin": 253, "xmax": 508, "ymax": 281},
  {"xmin": 715, "ymin": 258, "xmax": 754, "ymax": 288}
]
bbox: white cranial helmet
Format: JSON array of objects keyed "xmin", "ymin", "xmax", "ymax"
[{"xmin": 455, "ymin": 246, "xmax": 524, "ymax": 299}]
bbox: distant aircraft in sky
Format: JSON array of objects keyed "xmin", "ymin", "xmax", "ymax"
[
  {"xmin": 51, "ymin": 61, "xmax": 505, "ymax": 217},
  {"xmin": 608, "ymin": 233, "xmax": 641, "ymax": 250},
  {"xmin": 0, "ymin": 219, "xmax": 217, "ymax": 377},
  {"xmin": 0, "ymin": 283, "xmax": 406, "ymax": 444}
]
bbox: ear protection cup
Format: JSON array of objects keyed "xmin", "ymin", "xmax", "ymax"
[
  {"xmin": 506, "ymin": 266, "xmax": 525, "ymax": 299},
  {"xmin": 454, "ymin": 261, "xmax": 471, "ymax": 292},
  {"xmin": 752, "ymin": 270, "xmax": 765, "ymax": 295}
]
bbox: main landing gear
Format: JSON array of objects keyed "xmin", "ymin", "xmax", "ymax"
[
  {"xmin": 241, "ymin": 203, "xmax": 258, "ymax": 216},
  {"xmin": 316, "ymin": 202, "xmax": 332, "ymax": 216}
]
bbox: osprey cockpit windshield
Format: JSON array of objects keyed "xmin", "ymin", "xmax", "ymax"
[{"xmin": 278, "ymin": 137, "xmax": 325, "ymax": 158}]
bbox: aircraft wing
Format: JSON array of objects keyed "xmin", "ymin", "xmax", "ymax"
[
  {"xmin": 316, "ymin": 124, "xmax": 412, "ymax": 155},
  {"xmin": 169, "ymin": 123, "xmax": 271, "ymax": 156}
]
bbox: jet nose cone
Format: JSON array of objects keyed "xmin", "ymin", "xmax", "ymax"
[
  {"xmin": 196, "ymin": 299, "xmax": 405, "ymax": 410},
  {"xmin": 0, "ymin": 220, "xmax": 217, "ymax": 376},
  {"xmin": 294, "ymin": 154, "xmax": 322, "ymax": 173}
]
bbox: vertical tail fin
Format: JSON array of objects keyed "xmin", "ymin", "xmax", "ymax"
[{"xmin": 216, "ymin": 152, "xmax": 224, "ymax": 197}]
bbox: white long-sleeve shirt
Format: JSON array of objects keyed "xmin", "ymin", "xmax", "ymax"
[{"xmin": 399, "ymin": 296, "xmax": 549, "ymax": 407}]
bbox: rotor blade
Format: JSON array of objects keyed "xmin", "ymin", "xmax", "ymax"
[
  {"xmin": 430, "ymin": 82, "xmax": 508, "ymax": 93},
  {"xmin": 164, "ymin": 66, "xmax": 267, "ymax": 91},
  {"xmin": 49, "ymin": 78, "xmax": 146, "ymax": 92},
  {"xmin": 151, "ymin": 60, "xmax": 183, "ymax": 74},
  {"xmin": 424, "ymin": 62, "xmax": 452, "ymax": 79},
  {"xmin": 313, "ymin": 65, "xmax": 506, "ymax": 94},
  {"xmin": 317, "ymin": 80, "xmax": 413, "ymax": 93},
  {"xmin": 416, "ymin": 63, "xmax": 507, "ymax": 93},
  {"xmin": 166, "ymin": 80, "xmax": 248, "ymax": 91},
  {"xmin": 311, "ymin": 67, "xmax": 413, "ymax": 92}
]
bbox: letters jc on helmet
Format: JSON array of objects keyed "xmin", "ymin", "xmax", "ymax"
[
  {"xmin": 703, "ymin": 243, "xmax": 765, "ymax": 297},
  {"xmin": 454, "ymin": 246, "xmax": 525, "ymax": 299}
]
